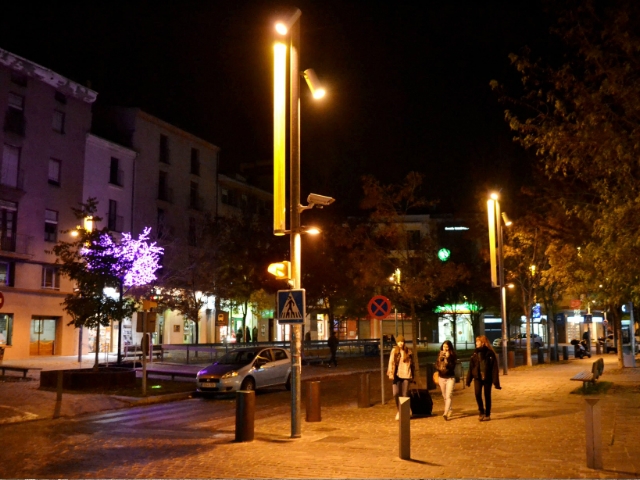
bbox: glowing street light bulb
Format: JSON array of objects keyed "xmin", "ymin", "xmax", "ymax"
[{"xmin": 275, "ymin": 22, "xmax": 288, "ymax": 35}]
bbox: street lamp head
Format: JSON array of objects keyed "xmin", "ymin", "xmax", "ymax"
[
  {"xmin": 303, "ymin": 69, "xmax": 326, "ymax": 99},
  {"xmin": 501, "ymin": 212, "xmax": 512, "ymax": 226},
  {"xmin": 303, "ymin": 226, "xmax": 321, "ymax": 235},
  {"xmin": 275, "ymin": 8, "xmax": 302, "ymax": 36},
  {"xmin": 490, "ymin": 192, "xmax": 499, "ymax": 200}
]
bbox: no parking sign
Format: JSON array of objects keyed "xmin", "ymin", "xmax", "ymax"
[{"xmin": 368, "ymin": 295, "xmax": 391, "ymax": 318}]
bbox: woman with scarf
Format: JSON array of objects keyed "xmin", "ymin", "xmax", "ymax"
[
  {"xmin": 386, "ymin": 335, "xmax": 415, "ymax": 420},
  {"xmin": 435, "ymin": 340, "xmax": 457, "ymax": 420}
]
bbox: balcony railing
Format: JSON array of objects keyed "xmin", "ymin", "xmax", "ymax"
[
  {"xmin": 0, "ymin": 233, "xmax": 33, "ymax": 256},
  {"xmin": 0, "ymin": 169, "xmax": 25, "ymax": 190},
  {"xmin": 158, "ymin": 187, "xmax": 173, "ymax": 203}
]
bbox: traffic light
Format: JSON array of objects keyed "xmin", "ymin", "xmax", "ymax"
[{"xmin": 268, "ymin": 261, "xmax": 290, "ymax": 279}]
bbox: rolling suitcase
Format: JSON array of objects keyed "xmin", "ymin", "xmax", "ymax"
[{"xmin": 409, "ymin": 388, "xmax": 433, "ymax": 416}]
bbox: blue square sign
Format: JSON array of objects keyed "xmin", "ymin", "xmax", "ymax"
[{"xmin": 277, "ymin": 289, "xmax": 305, "ymax": 323}]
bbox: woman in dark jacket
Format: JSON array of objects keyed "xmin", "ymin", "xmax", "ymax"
[
  {"xmin": 435, "ymin": 340, "xmax": 457, "ymax": 420},
  {"xmin": 466, "ymin": 335, "xmax": 501, "ymax": 421}
]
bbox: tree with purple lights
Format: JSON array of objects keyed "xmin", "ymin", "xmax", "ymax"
[{"xmin": 52, "ymin": 199, "xmax": 163, "ymax": 368}]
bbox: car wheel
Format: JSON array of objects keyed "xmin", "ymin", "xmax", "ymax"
[
  {"xmin": 240, "ymin": 377, "xmax": 255, "ymax": 391},
  {"xmin": 285, "ymin": 373, "xmax": 291, "ymax": 391}
]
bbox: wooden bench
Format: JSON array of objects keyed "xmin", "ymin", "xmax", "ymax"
[
  {"xmin": 124, "ymin": 345, "xmax": 164, "ymax": 361},
  {"xmin": 0, "ymin": 366, "xmax": 42, "ymax": 379},
  {"xmin": 570, "ymin": 358, "xmax": 604, "ymax": 390}
]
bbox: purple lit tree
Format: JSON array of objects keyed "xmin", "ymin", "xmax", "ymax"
[{"xmin": 53, "ymin": 199, "xmax": 163, "ymax": 368}]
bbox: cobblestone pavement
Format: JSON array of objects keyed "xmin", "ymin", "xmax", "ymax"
[{"xmin": 0, "ymin": 352, "xmax": 639, "ymax": 478}]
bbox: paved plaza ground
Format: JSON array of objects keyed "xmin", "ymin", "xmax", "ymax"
[{"xmin": 0, "ymin": 351, "xmax": 639, "ymax": 478}]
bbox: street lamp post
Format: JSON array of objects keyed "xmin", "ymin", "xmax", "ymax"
[
  {"xmin": 488, "ymin": 193, "xmax": 510, "ymax": 375},
  {"xmin": 274, "ymin": 8, "xmax": 331, "ymax": 439}
]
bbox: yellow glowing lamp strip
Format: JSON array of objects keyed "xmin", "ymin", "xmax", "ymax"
[
  {"xmin": 487, "ymin": 199, "xmax": 498, "ymax": 287},
  {"xmin": 273, "ymin": 42, "xmax": 287, "ymax": 236}
]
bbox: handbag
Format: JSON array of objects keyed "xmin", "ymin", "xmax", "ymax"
[{"xmin": 433, "ymin": 371, "xmax": 439, "ymax": 383}]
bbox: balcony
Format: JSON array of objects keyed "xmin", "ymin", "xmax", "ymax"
[
  {"xmin": 158, "ymin": 187, "xmax": 173, "ymax": 203},
  {"xmin": 0, "ymin": 169, "xmax": 25, "ymax": 191},
  {"xmin": 3, "ymin": 109, "xmax": 26, "ymax": 136},
  {"xmin": 109, "ymin": 169, "xmax": 124, "ymax": 187},
  {"xmin": 0, "ymin": 233, "xmax": 33, "ymax": 258}
]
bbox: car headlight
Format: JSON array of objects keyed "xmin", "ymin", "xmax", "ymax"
[{"xmin": 221, "ymin": 371, "xmax": 239, "ymax": 379}]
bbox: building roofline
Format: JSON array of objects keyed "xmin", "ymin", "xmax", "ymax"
[
  {"xmin": 218, "ymin": 174, "xmax": 273, "ymax": 198},
  {"xmin": 86, "ymin": 133, "xmax": 138, "ymax": 158},
  {"xmin": 0, "ymin": 47, "xmax": 98, "ymax": 103}
]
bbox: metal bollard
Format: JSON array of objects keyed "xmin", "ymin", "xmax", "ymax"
[
  {"xmin": 507, "ymin": 351, "xmax": 515, "ymax": 368},
  {"xmin": 357, "ymin": 373, "xmax": 370, "ymax": 408},
  {"xmin": 398, "ymin": 396, "xmax": 411, "ymax": 460},
  {"xmin": 584, "ymin": 398, "xmax": 602, "ymax": 469},
  {"xmin": 53, "ymin": 370, "xmax": 64, "ymax": 419},
  {"xmin": 562, "ymin": 346, "xmax": 569, "ymax": 360},
  {"xmin": 306, "ymin": 380, "xmax": 321, "ymax": 422},
  {"xmin": 235, "ymin": 390, "xmax": 255, "ymax": 442},
  {"xmin": 595, "ymin": 342, "xmax": 602, "ymax": 355},
  {"xmin": 537, "ymin": 348, "xmax": 545, "ymax": 364}
]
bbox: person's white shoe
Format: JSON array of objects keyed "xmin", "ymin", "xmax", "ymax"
[{"xmin": 395, "ymin": 412, "xmax": 399, "ymax": 421}]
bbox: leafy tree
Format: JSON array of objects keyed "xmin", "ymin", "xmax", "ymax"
[
  {"xmin": 492, "ymin": 0, "xmax": 640, "ymax": 366},
  {"xmin": 52, "ymin": 199, "xmax": 163, "ymax": 368},
  {"xmin": 360, "ymin": 172, "xmax": 468, "ymax": 386}
]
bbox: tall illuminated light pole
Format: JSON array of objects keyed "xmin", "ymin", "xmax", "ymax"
[
  {"xmin": 487, "ymin": 193, "xmax": 511, "ymax": 375},
  {"xmin": 274, "ymin": 8, "xmax": 331, "ymax": 439}
]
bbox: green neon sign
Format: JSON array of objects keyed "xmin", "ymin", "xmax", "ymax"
[{"xmin": 438, "ymin": 248, "xmax": 451, "ymax": 261}]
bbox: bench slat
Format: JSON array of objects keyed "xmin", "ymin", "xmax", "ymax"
[{"xmin": 570, "ymin": 371, "xmax": 594, "ymax": 382}]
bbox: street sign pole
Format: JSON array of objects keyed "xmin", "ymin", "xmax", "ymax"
[{"xmin": 367, "ymin": 295, "xmax": 391, "ymax": 407}]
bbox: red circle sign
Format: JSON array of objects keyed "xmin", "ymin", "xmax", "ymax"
[
  {"xmin": 367, "ymin": 295, "xmax": 391, "ymax": 318},
  {"xmin": 0, "ymin": 291, "xmax": 4, "ymax": 309}
]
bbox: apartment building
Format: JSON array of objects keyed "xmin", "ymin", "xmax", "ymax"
[{"xmin": 0, "ymin": 47, "xmax": 97, "ymax": 360}]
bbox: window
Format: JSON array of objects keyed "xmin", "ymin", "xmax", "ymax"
[
  {"xmin": 108, "ymin": 200, "xmax": 122, "ymax": 232},
  {"xmin": 48, "ymin": 158, "xmax": 61, "ymax": 186},
  {"xmin": 0, "ymin": 201, "xmax": 17, "ymax": 252},
  {"xmin": 54, "ymin": 91, "xmax": 67, "ymax": 104},
  {"xmin": 44, "ymin": 209, "xmax": 58, "ymax": 242},
  {"xmin": 4, "ymin": 93, "xmax": 25, "ymax": 136},
  {"xmin": 188, "ymin": 217, "xmax": 197, "ymax": 246},
  {"xmin": 42, "ymin": 266, "xmax": 60, "ymax": 290},
  {"xmin": 1, "ymin": 144, "xmax": 20, "ymax": 188},
  {"xmin": 221, "ymin": 188, "xmax": 237, "ymax": 206},
  {"xmin": 190, "ymin": 148, "xmax": 200, "ymax": 175},
  {"xmin": 158, "ymin": 171, "xmax": 171, "ymax": 201},
  {"xmin": 0, "ymin": 261, "xmax": 15, "ymax": 287},
  {"xmin": 157, "ymin": 208, "xmax": 166, "ymax": 239},
  {"xmin": 52, "ymin": 110, "xmax": 65, "ymax": 133},
  {"xmin": 159, "ymin": 134, "xmax": 170, "ymax": 163},
  {"xmin": 407, "ymin": 230, "xmax": 421, "ymax": 249},
  {"xmin": 0, "ymin": 313, "xmax": 13, "ymax": 346},
  {"xmin": 109, "ymin": 157, "xmax": 122, "ymax": 186},
  {"xmin": 189, "ymin": 181, "xmax": 199, "ymax": 209},
  {"xmin": 10, "ymin": 72, "xmax": 27, "ymax": 86}
]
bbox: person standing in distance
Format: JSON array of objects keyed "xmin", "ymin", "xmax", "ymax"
[
  {"xmin": 466, "ymin": 335, "xmax": 501, "ymax": 421},
  {"xmin": 387, "ymin": 335, "xmax": 415, "ymax": 420},
  {"xmin": 327, "ymin": 330, "xmax": 339, "ymax": 367},
  {"xmin": 435, "ymin": 340, "xmax": 457, "ymax": 420}
]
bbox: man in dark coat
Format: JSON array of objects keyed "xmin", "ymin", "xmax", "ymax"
[{"xmin": 327, "ymin": 330, "xmax": 339, "ymax": 367}]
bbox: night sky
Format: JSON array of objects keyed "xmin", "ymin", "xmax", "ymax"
[{"xmin": 0, "ymin": 1, "xmax": 556, "ymax": 215}]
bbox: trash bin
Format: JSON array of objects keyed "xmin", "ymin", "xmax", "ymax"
[
  {"xmin": 426, "ymin": 363, "xmax": 437, "ymax": 390},
  {"xmin": 0, "ymin": 346, "xmax": 4, "ymax": 361}
]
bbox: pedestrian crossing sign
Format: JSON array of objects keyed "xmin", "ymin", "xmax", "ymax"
[{"xmin": 277, "ymin": 289, "xmax": 306, "ymax": 323}]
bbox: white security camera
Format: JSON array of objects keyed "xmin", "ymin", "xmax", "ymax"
[{"xmin": 307, "ymin": 193, "xmax": 335, "ymax": 207}]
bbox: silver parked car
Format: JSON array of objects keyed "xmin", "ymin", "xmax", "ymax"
[
  {"xmin": 493, "ymin": 334, "xmax": 544, "ymax": 348},
  {"xmin": 196, "ymin": 347, "xmax": 291, "ymax": 394}
]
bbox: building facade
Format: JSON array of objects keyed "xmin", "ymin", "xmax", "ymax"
[{"xmin": 0, "ymin": 47, "xmax": 97, "ymax": 359}]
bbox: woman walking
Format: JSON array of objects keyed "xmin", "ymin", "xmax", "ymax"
[
  {"xmin": 435, "ymin": 340, "xmax": 457, "ymax": 420},
  {"xmin": 466, "ymin": 335, "xmax": 501, "ymax": 421},
  {"xmin": 387, "ymin": 335, "xmax": 415, "ymax": 420}
]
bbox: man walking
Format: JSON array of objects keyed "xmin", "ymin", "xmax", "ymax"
[{"xmin": 328, "ymin": 330, "xmax": 339, "ymax": 367}]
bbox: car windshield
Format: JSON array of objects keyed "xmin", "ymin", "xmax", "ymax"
[{"xmin": 216, "ymin": 350, "xmax": 258, "ymax": 365}]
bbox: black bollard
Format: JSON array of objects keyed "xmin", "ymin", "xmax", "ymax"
[
  {"xmin": 235, "ymin": 390, "xmax": 255, "ymax": 442},
  {"xmin": 306, "ymin": 381, "xmax": 321, "ymax": 422},
  {"xmin": 508, "ymin": 350, "xmax": 515, "ymax": 368},
  {"xmin": 537, "ymin": 348, "xmax": 545, "ymax": 364},
  {"xmin": 562, "ymin": 346, "xmax": 569, "ymax": 360},
  {"xmin": 357, "ymin": 373, "xmax": 370, "ymax": 408}
]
